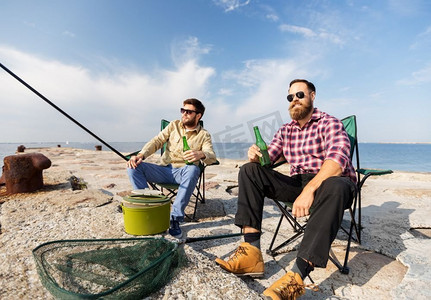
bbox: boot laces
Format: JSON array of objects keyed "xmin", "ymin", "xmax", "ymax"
[
  {"xmin": 275, "ymin": 279, "xmax": 319, "ymax": 299},
  {"xmin": 275, "ymin": 278, "xmax": 305, "ymax": 300},
  {"xmin": 228, "ymin": 245, "xmax": 248, "ymax": 262}
]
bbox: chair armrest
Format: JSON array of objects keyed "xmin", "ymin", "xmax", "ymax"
[
  {"xmin": 357, "ymin": 168, "xmax": 393, "ymax": 189},
  {"xmin": 200, "ymin": 159, "xmax": 220, "ymax": 172},
  {"xmin": 125, "ymin": 151, "xmax": 140, "ymax": 160},
  {"xmin": 357, "ymin": 168, "xmax": 393, "ymax": 176},
  {"xmin": 271, "ymin": 158, "xmax": 287, "ymax": 169},
  {"xmin": 209, "ymin": 160, "xmax": 220, "ymax": 166}
]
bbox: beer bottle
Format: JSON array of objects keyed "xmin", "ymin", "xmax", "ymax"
[
  {"xmin": 182, "ymin": 136, "xmax": 193, "ymax": 165},
  {"xmin": 253, "ymin": 126, "xmax": 271, "ymax": 167}
]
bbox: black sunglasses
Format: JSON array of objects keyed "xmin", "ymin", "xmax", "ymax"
[
  {"xmin": 180, "ymin": 108, "xmax": 198, "ymax": 115},
  {"xmin": 287, "ymin": 91, "xmax": 305, "ymax": 102}
]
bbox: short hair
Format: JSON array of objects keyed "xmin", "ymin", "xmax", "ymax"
[
  {"xmin": 289, "ymin": 79, "xmax": 316, "ymax": 93},
  {"xmin": 183, "ymin": 98, "xmax": 205, "ymax": 117}
]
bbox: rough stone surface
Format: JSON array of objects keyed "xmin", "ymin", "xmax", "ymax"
[
  {"xmin": 0, "ymin": 147, "xmax": 430, "ymax": 299},
  {"xmin": 3, "ymin": 153, "xmax": 51, "ymax": 194},
  {"xmin": 0, "ymin": 166, "xmax": 5, "ymax": 185}
]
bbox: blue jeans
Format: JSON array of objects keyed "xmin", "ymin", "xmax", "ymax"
[{"xmin": 127, "ymin": 162, "xmax": 201, "ymax": 221}]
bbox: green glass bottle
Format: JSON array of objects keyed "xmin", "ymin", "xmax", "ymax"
[
  {"xmin": 253, "ymin": 126, "xmax": 271, "ymax": 167},
  {"xmin": 182, "ymin": 136, "xmax": 193, "ymax": 165}
]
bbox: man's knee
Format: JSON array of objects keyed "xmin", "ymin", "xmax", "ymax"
[
  {"xmin": 321, "ymin": 176, "xmax": 348, "ymax": 191},
  {"xmin": 318, "ymin": 176, "xmax": 355, "ymax": 206},
  {"xmin": 239, "ymin": 162, "xmax": 261, "ymax": 177},
  {"xmin": 183, "ymin": 164, "xmax": 200, "ymax": 178},
  {"xmin": 126, "ymin": 166, "xmax": 137, "ymax": 176}
]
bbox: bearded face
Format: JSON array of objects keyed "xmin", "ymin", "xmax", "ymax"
[
  {"xmin": 289, "ymin": 98, "xmax": 313, "ymax": 121},
  {"xmin": 287, "ymin": 82, "xmax": 315, "ymax": 121},
  {"xmin": 181, "ymin": 104, "xmax": 201, "ymax": 128},
  {"xmin": 182, "ymin": 114, "xmax": 198, "ymax": 127}
]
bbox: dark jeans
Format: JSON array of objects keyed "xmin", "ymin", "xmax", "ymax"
[{"xmin": 234, "ymin": 162, "xmax": 356, "ymax": 267}]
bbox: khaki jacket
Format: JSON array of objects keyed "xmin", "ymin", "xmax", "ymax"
[{"xmin": 138, "ymin": 120, "xmax": 217, "ymax": 168}]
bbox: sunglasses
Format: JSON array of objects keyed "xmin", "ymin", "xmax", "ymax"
[
  {"xmin": 287, "ymin": 91, "xmax": 305, "ymax": 102},
  {"xmin": 180, "ymin": 108, "xmax": 198, "ymax": 115}
]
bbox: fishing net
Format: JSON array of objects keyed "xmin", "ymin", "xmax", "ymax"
[{"xmin": 32, "ymin": 237, "xmax": 187, "ymax": 299}]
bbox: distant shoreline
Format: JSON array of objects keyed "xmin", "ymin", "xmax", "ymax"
[
  {"xmin": 2, "ymin": 142, "xmax": 431, "ymax": 173},
  {"xmin": 0, "ymin": 141, "xmax": 430, "ymax": 145}
]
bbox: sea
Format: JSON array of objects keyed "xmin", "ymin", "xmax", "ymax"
[{"xmin": 0, "ymin": 142, "xmax": 430, "ymax": 173}]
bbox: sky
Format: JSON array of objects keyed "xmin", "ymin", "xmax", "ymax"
[{"xmin": 1, "ymin": 0, "xmax": 431, "ymax": 145}]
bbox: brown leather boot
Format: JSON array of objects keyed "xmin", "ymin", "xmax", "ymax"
[
  {"xmin": 215, "ymin": 242, "xmax": 264, "ymax": 277},
  {"xmin": 262, "ymin": 271, "xmax": 306, "ymax": 300}
]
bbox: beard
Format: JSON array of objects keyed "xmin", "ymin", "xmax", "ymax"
[
  {"xmin": 289, "ymin": 101, "xmax": 313, "ymax": 121},
  {"xmin": 182, "ymin": 115, "xmax": 198, "ymax": 127}
]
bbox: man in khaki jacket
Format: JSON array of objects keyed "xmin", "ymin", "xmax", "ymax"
[{"xmin": 127, "ymin": 98, "xmax": 216, "ymax": 238}]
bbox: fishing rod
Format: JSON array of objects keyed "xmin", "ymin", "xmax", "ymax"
[{"xmin": 0, "ymin": 62, "xmax": 128, "ymax": 161}]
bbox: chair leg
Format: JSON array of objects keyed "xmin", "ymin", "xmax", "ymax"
[
  {"xmin": 340, "ymin": 219, "xmax": 356, "ymax": 274},
  {"xmin": 267, "ymin": 201, "xmax": 307, "ymax": 256},
  {"xmin": 190, "ymin": 188, "xmax": 201, "ymax": 221},
  {"xmin": 267, "ymin": 214, "xmax": 284, "ymax": 255},
  {"xmin": 330, "ymin": 206, "xmax": 358, "ymax": 274},
  {"xmin": 201, "ymin": 170, "xmax": 206, "ymax": 204},
  {"xmin": 358, "ymin": 189, "xmax": 362, "ymax": 243}
]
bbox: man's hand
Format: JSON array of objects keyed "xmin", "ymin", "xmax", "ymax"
[
  {"xmin": 247, "ymin": 144, "xmax": 261, "ymax": 163},
  {"xmin": 184, "ymin": 150, "xmax": 205, "ymax": 163},
  {"xmin": 292, "ymin": 187, "xmax": 315, "ymax": 218},
  {"xmin": 127, "ymin": 155, "xmax": 143, "ymax": 169},
  {"xmin": 291, "ymin": 159, "xmax": 343, "ymax": 217}
]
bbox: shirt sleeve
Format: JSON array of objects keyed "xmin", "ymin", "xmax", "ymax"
[
  {"xmin": 200, "ymin": 131, "xmax": 217, "ymax": 165},
  {"xmin": 138, "ymin": 122, "xmax": 172, "ymax": 159},
  {"xmin": 267, "ymin": 127, "xmax": 285, "ymax": 163},
  {"xmin": 324, "ymin": 119, "xmax": 352, "ymax": 172}
]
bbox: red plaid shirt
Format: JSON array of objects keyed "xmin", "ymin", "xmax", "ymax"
[{"xmin": 268, "ymin": 108, "xmax": 357, "ymax": 183}]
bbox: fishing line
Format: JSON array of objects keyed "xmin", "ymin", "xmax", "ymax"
[{"xmin": 0, "ymin": 62, "xmax": 128, "ymax": 161}]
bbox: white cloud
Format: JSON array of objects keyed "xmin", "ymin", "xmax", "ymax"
[
  {"xmin": 388, "ymin": 0, "xmax": 424, "ymax": 16},
  {"xmin": 266, "ymin": 13, "xmax": 279, "ymax": 22},
  {"xmin": 217, "ymin": 88, "xmax": 233, "ymax": 96},
  {"xmin": 171, "ymin": 36, "xmax": 212, "ymax": 67},
  {"xmin": 398, "ymin": 64, "xmax": 431, "ymax": 85},
  {"xmin": 418, "ymin": 26, "xmax": 431, "ymax": 37},
  {"xmin": 213, "ymin": 0, "xmax": 250, "ymax": 12},
  {"xmin": 259, "ymin": 4, "xmax": 279, "ymax": 22},
  {"xmin": 279, "ymin": 24, "xmax": 344, "ymax": 46},
  {"xmin": 410, "ymin": 26, "xmax": 431, "ymax": 50},
  {"xmin": 279, "ymin": 24, "xmax": 316, "ymax": 38},
  {"xmin": 0, "ymin": 45, "xmax": 215, "ymax": 142},
  {"xmin": 219, "ymin": 58, "xmax": 316, "ymax": 119},
  {"xmin": 62, "ymin": 31, "xmax": 76, "ymax": 38},
  {"xmin": 0, "ymin": 39, "xmax": 328, "ymax": 145}
]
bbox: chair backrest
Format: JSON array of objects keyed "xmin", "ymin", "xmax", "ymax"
[
  {"xmin": 160, "ymin": 119, "xmax": 204, "ymax": 155},
  {"xmin": 161, "ymin": 119, "xmax": 170, "ymax": 154},
  {"xmin": 341, "ymin": 115, "xmax": 357, "ymax": 159},
  {"xmin": 341, "ymin": 115, "xmax": 360, "ymax": 179}
]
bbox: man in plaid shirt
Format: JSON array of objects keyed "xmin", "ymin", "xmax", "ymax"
[{"xmin": 215, "ymin": 79, "xmax": 357, "ymax": 300}]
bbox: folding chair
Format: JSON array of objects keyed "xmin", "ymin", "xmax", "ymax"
[
  {"xmin": 126, "ymin": 119, "xmax": 219, "ymax": 221},
  {"xmin": 266, "ymin": 115, "xmax": 393, "ymax": 274}
]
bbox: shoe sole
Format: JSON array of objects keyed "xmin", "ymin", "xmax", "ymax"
[
  {"xmin": 215, "ymin": 259, "xmax": 264, "ymax": 278},
  {"xmin": 235, "ymin": 272, "xmax": 264, "ymax": 278}
]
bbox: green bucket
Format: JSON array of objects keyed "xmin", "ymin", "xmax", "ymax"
[{"xmin": 122, "ymin": 195, "xmax": 170, "ymax": 236}]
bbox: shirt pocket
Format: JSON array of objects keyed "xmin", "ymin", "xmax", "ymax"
[
  {"xmin": 168, "ymin": 132, "xmax": 182, "ymax": 153},
  {"xmin": 187, "ymin": 135, "xmax": 203, "ymax": 151}
]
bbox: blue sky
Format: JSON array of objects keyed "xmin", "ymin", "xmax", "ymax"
[{"xmin": 1, "ymin": 0, "xmax": 431, "ymax": 144}]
